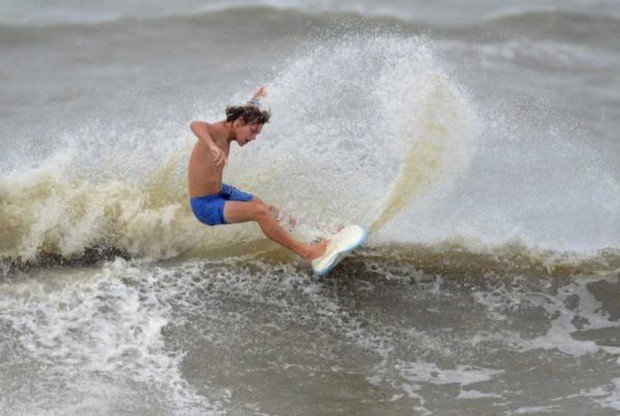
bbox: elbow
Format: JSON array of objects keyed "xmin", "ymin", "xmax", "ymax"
[{"xmin": 189, "ymin": 121, "xmax": 205, "ymax": 137}]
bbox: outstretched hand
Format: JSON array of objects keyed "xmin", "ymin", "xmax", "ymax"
[{"xmin": 252, "ymin": 86, "xmax": 266, "ymax": 99}]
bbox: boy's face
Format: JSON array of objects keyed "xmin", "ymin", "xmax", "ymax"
[{"xmin": 235, "ymin": 121, "xmax": 263, "ymax": 146}]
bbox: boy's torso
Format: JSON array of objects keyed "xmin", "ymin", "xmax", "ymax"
[{"xmin": 187, "ymin": 121, "xmax": 231, "ymax": 198}]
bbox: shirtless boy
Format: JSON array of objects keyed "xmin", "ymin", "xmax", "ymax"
[{"xmin": 188, "ymin": 87, "xmax": 328, "ymax": 262}]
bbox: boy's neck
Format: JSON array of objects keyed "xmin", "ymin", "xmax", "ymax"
[{"xmin": 223, "ymin": 120, "xmax": 236, "ymax": 143}]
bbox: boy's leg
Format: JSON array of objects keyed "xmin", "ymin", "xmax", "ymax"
[{"xmin": 223, "ymin": 200, "xmax": 326, "ymax": 261}]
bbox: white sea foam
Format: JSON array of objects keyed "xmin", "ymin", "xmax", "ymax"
[
  {"xmin": 0, "ymin": 258, "xmax": 222, "ymax": 415},
  {"xmin": 472, "ymin": 275, "xmax": 620, "ymax": 357}
]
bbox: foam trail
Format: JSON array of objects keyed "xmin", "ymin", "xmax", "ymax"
[
  {"xmin": 370, "ymin": 69, "xmax": 476, "ymax": 232},
  {"xmin": 233, "ymin": 36, "xmax": 475, "ymax": 235},
  {"xmin": 2, "ymin": 35, "xmax": 472, "ymax": 262},
  {"xmin": 3, "ymin": 33, "xmax": 613, "ymax": 268}
]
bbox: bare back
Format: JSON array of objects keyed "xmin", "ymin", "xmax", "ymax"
[{"xmin": 187, "ymin": 121, "xmax": 231, "ymax": 197}]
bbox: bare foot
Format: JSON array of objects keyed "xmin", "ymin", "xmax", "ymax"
[{"xmin": 300, "ymin": 240, "xmax": 330, "ymax": 262}]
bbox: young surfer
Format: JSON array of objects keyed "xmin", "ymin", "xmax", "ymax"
[{"xmin": 188, "ymin": 87, "xmax": 329, "ymax": 262}]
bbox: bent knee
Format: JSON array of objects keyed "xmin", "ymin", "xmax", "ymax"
[{"xmin": 250, "ymin": 201, "xmax": 272, "ymax": 221}]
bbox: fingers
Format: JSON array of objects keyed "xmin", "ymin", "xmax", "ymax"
[
  {"xmin": 213, "ymin": 154, "xmax": 224, "ymax": 166},
  {"xmin": 218, "ymin": 154, "xmax": 227, "ymax": 166},
  {"xmin": 211, "ymin": 149, "xmax": 227, "ymax": 166}
]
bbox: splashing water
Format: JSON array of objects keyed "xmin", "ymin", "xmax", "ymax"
[{"xmin": 1, "ymin": 35, "xmax": 475, "ymax": 263}]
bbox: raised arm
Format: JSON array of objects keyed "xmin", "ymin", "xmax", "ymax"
[{"xmin": 246, "ymin": 86, "xmax": 266, "ymax": 107}]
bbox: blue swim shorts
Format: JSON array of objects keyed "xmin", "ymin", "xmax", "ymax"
[{"xmin": 190, "ymin": 184, "xmax": 254, "ymax": 226}]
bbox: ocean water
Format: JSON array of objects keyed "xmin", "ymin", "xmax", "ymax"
[{"xmin": 1, "ymin": 1, "xmax": 619, "ymax": 415}]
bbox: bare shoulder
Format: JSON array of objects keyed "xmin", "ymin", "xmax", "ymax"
[
  {"xmin": 208, "ymin": 121, "xmax": 227, "ymax": 139},
  {"xmin": 190, "ymin": 119, "xmax": 226, "ymax": 141}
]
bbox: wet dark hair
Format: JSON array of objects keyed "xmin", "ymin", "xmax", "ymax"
[{"xmin": 225, "ymin": 105, "xmax": 271, "ymax": 124}]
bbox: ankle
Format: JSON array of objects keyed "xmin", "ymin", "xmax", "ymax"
[{"xmin": 297, "ymin": 246, "xmax": 312, "ymax": 259}]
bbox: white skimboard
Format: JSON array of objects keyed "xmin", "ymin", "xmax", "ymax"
[{"xmin": 311, "ymin": 224, "xmax": 368, "ymax": 277}]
